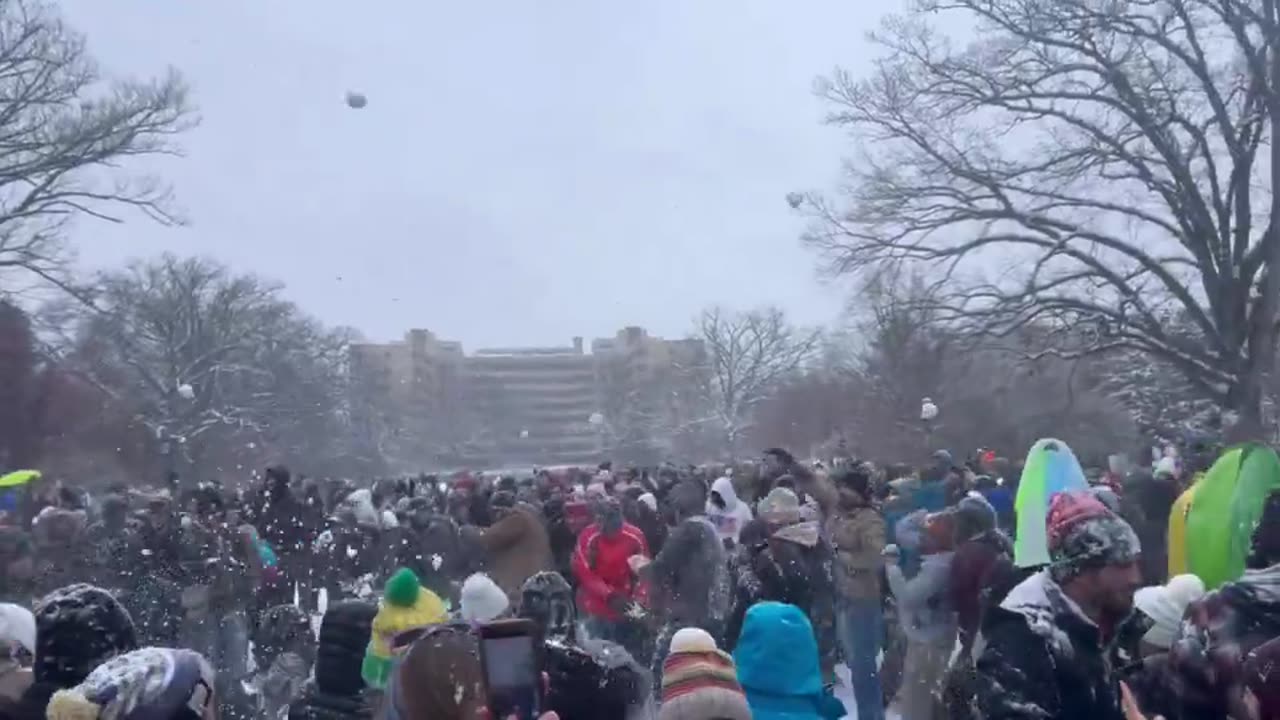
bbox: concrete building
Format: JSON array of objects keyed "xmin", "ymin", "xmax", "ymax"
[{"xmin": 348, "ymin": 327, "xmax": 705, "ymax": 468}]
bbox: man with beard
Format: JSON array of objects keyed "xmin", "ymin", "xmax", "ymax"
[{"xmin": 975, "ymin": 490, "xmax": 1142, "ymax": 720}]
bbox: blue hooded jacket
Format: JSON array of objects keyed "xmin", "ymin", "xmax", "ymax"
[{"xmin": 733, "ymin": 602, "xmax": 845, "ymax": 719}]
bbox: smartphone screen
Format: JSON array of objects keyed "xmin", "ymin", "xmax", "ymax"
[{"xmin": 481, "ymin": 629, "xmax": 541, "ymax": 719}]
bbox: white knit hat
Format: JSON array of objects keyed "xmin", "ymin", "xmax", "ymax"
[
  {"xmin": 0, "ymin": 603, "xmax": 34, "ymax": 654},
  {"xmin": 460, "ymin": 573, "xmax": 509, "ymax": 625},
  {"xmin": 1135, "ymin": 574, "xmax": 1206, "ymax": 649},
  {"xmin": 669, "ymin": 627, "xmax": 718, "ymax": 654}
]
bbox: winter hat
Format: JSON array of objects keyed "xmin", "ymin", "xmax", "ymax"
[
  {"xmin": 955, "ymin": 493, "xmax": 997, "ymax": 540},
  {"xmin": 519, "ymin": 571, "xmax": 576, "ymax": 641},
  {"xmin": 34, "ymin": 584, "xmax": 138, "ymax": 688},
  {"xmin": 1134, "ymin": 574, "xmax": 1206, "ymax": 650},
  {"xmin": 362, "ymin": 568, "xmax": 448, "ymax": 689},
  {"xmin": 459, "ymin": 573, "xmax": 509, "ymax": 625},
  {"xmin": 315, "ymin": 599, "xmax": 377, "ymax": 697},
  {"xmin": 638, "ymin": 493, "xmax": 658, "ymax": 513},
  {"xmin": 758, "ymin": 488, "xmax": 802, "ymax": 526},
  {"xmin": 1046, "ymin": 491, "xmax": 1141, "ymax": 583},
  {"xmin": 0, "ymin": 603, "xmax": 35, "ymax": 656},
  {"xmin": 659, "ymin": 629, "xmax": 751, "ymax": 720},
  {"xmin": 45, "ymin": 647, "xmax": 214, "ymax": 720}
]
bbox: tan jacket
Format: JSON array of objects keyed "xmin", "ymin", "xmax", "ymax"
[
  {"xmin": 826, "ymin": 505, "xmax": 886, "ymax": 601},
  {"xmin": 478, "ymin": 504, "xmax": 553, "ymax": 603}
]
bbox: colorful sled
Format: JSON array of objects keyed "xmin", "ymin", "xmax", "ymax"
[
  {"xmin": 1184, "ymin": 444, "xmax": 1280, "ymax": 589},
  {"xmin": 1014, "ymin": 439, "xmax": 1089, "ymax": 568}
]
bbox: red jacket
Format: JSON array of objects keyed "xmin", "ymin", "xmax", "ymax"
[{"xmin": 572, "ymin": 522, "xmax": 650, "ymax": 621}]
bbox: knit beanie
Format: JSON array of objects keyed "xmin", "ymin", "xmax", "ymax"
[
  {"xmin": 459, "ymin": 573, "xmax": 509, "ymax": 625},
  {"xmin": 46, "ymin": 647, "xmax": 214, "ymax": 720},
  {"xmin": 658, "ymin": 628, "xmax": 752, "ymax": 720},
  {"xmin": 519, "ymin": 571, "xmax": 577, "ymax": 642},
  {"xmin": 758, "ymin": 488, "xmax": 803, "ymax": 526},
  {"xmin": 362, "ymin": 568, "xmax": 448, "ymax": 689},
  {"xmin": 34, "ymin": 584, "xmax": 138, "ymax": 688},
  {"xmin": 1046, "ymin": 491, "xmax": 1140, "ymax": 583}
]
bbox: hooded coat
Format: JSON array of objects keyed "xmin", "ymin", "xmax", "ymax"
[
  {"xmin": 975, "ymin": 570, "xmax": 1125, "ymax": 720},
  {"xmin": 288, "ymin": 600, "xmax": 376, "ymax": 720},
  {"xmin": 733, "ymin": 602, "xmax": 844, "ymax": 720},
  {"xmin": 706, "ymin": 477, "xmax": 753, "ymax": 547}
]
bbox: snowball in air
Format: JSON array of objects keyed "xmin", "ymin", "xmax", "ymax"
[
  {"xmin": 177, "ymin": 383, "xmax": 194, "ymax": 400},
  {"xmin": 345, "ymin": 91, "xmax": 367, "ymax": 109}
]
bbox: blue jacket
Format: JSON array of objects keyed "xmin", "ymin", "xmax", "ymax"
[{"xmin": 733, "ymin": 602, "xmax": 845, "ymax": 719}]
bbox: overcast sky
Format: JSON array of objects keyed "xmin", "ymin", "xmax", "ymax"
[{"xmin": 58, "ymin": 0, "xmax": 901, "ymax": 349}]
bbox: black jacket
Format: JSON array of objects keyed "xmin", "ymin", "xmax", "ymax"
[{"xmin": 976, "ymin": 570, "xmax": 1125, "ymax": 720}]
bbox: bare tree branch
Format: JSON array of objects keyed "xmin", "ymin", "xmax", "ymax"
[
  {"xmin": 688, "ymin": 305, "xmax": 822, "ymax": 457},
  {"xmin": 804, "ymin": 0, "xmax": 1280, "ymax": 430},
  {"xmin": 0, "ymin": 0, "xmax": 194, "ymax": 290}
]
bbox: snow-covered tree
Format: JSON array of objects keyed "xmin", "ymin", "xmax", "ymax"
[
  {"xmin": 803, "ymin": 0, "xmax": 1280, "ymax": 439},
  {"xmin": 690, "ymin": 305, "xmax": 821, "ymax": 458},
  {"xmin": 68, "ymin": 255, "xmax": 349, "ymax": 474},
  {"xmin": 0, "ymin": 0, "xmax": 193, "ymax": 290}
]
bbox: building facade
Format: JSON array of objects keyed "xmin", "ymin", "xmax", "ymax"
[{"xmin": 348, "ymin": 327, "xmax": 705, "ymax": 469}]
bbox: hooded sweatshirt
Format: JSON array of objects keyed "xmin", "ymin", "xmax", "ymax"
[{"xmin": 707, "ymin": 477, "xmax": 753, "ymax": 546}]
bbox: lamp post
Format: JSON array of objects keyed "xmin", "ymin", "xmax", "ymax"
[{"xmin": 920, "ymin": 397, "xmax": 939, "ymax": 448}]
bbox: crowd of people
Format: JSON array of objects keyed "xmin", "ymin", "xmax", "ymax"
[{"xmin": 0, "ymin": 442, "xmax": 1277, "ymax": 719}]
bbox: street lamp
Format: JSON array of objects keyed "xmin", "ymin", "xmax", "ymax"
[{"xmin": 920, "ymin": 397, "xmax": 939, "ymax": 447}]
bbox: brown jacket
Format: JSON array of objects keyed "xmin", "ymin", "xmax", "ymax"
[
  {"xmin": 826, "ymin": 505, "xmax": 886, "ymax": 601},
  {"xmin": 477, "ymin": 504, "xmax": 553, "ymax": 602}
]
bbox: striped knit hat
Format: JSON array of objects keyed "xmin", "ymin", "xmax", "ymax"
[{"xmin": 658, "ymin": 628, "xmax": 752, "ymax": 720}]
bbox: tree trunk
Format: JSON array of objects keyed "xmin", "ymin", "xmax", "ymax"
[{"xmin": 1231, "ymin": 0, "xmax": 1280, "ymax": 446}]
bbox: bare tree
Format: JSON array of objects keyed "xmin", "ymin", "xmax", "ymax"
[
  {"xmin": 0, "ymin": 1, "xmax": 193, "ymax": 290},
  {"xmin": 691, "ymin": 306, "xmax": 821, "ymax": 457},
  {"xmin": 69, "ymin": 255, "xmax": 347, "ymax": 473},
  {"xmin": 803, "ymin": 0, "xmax": 1280, "ymax": 436}
]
